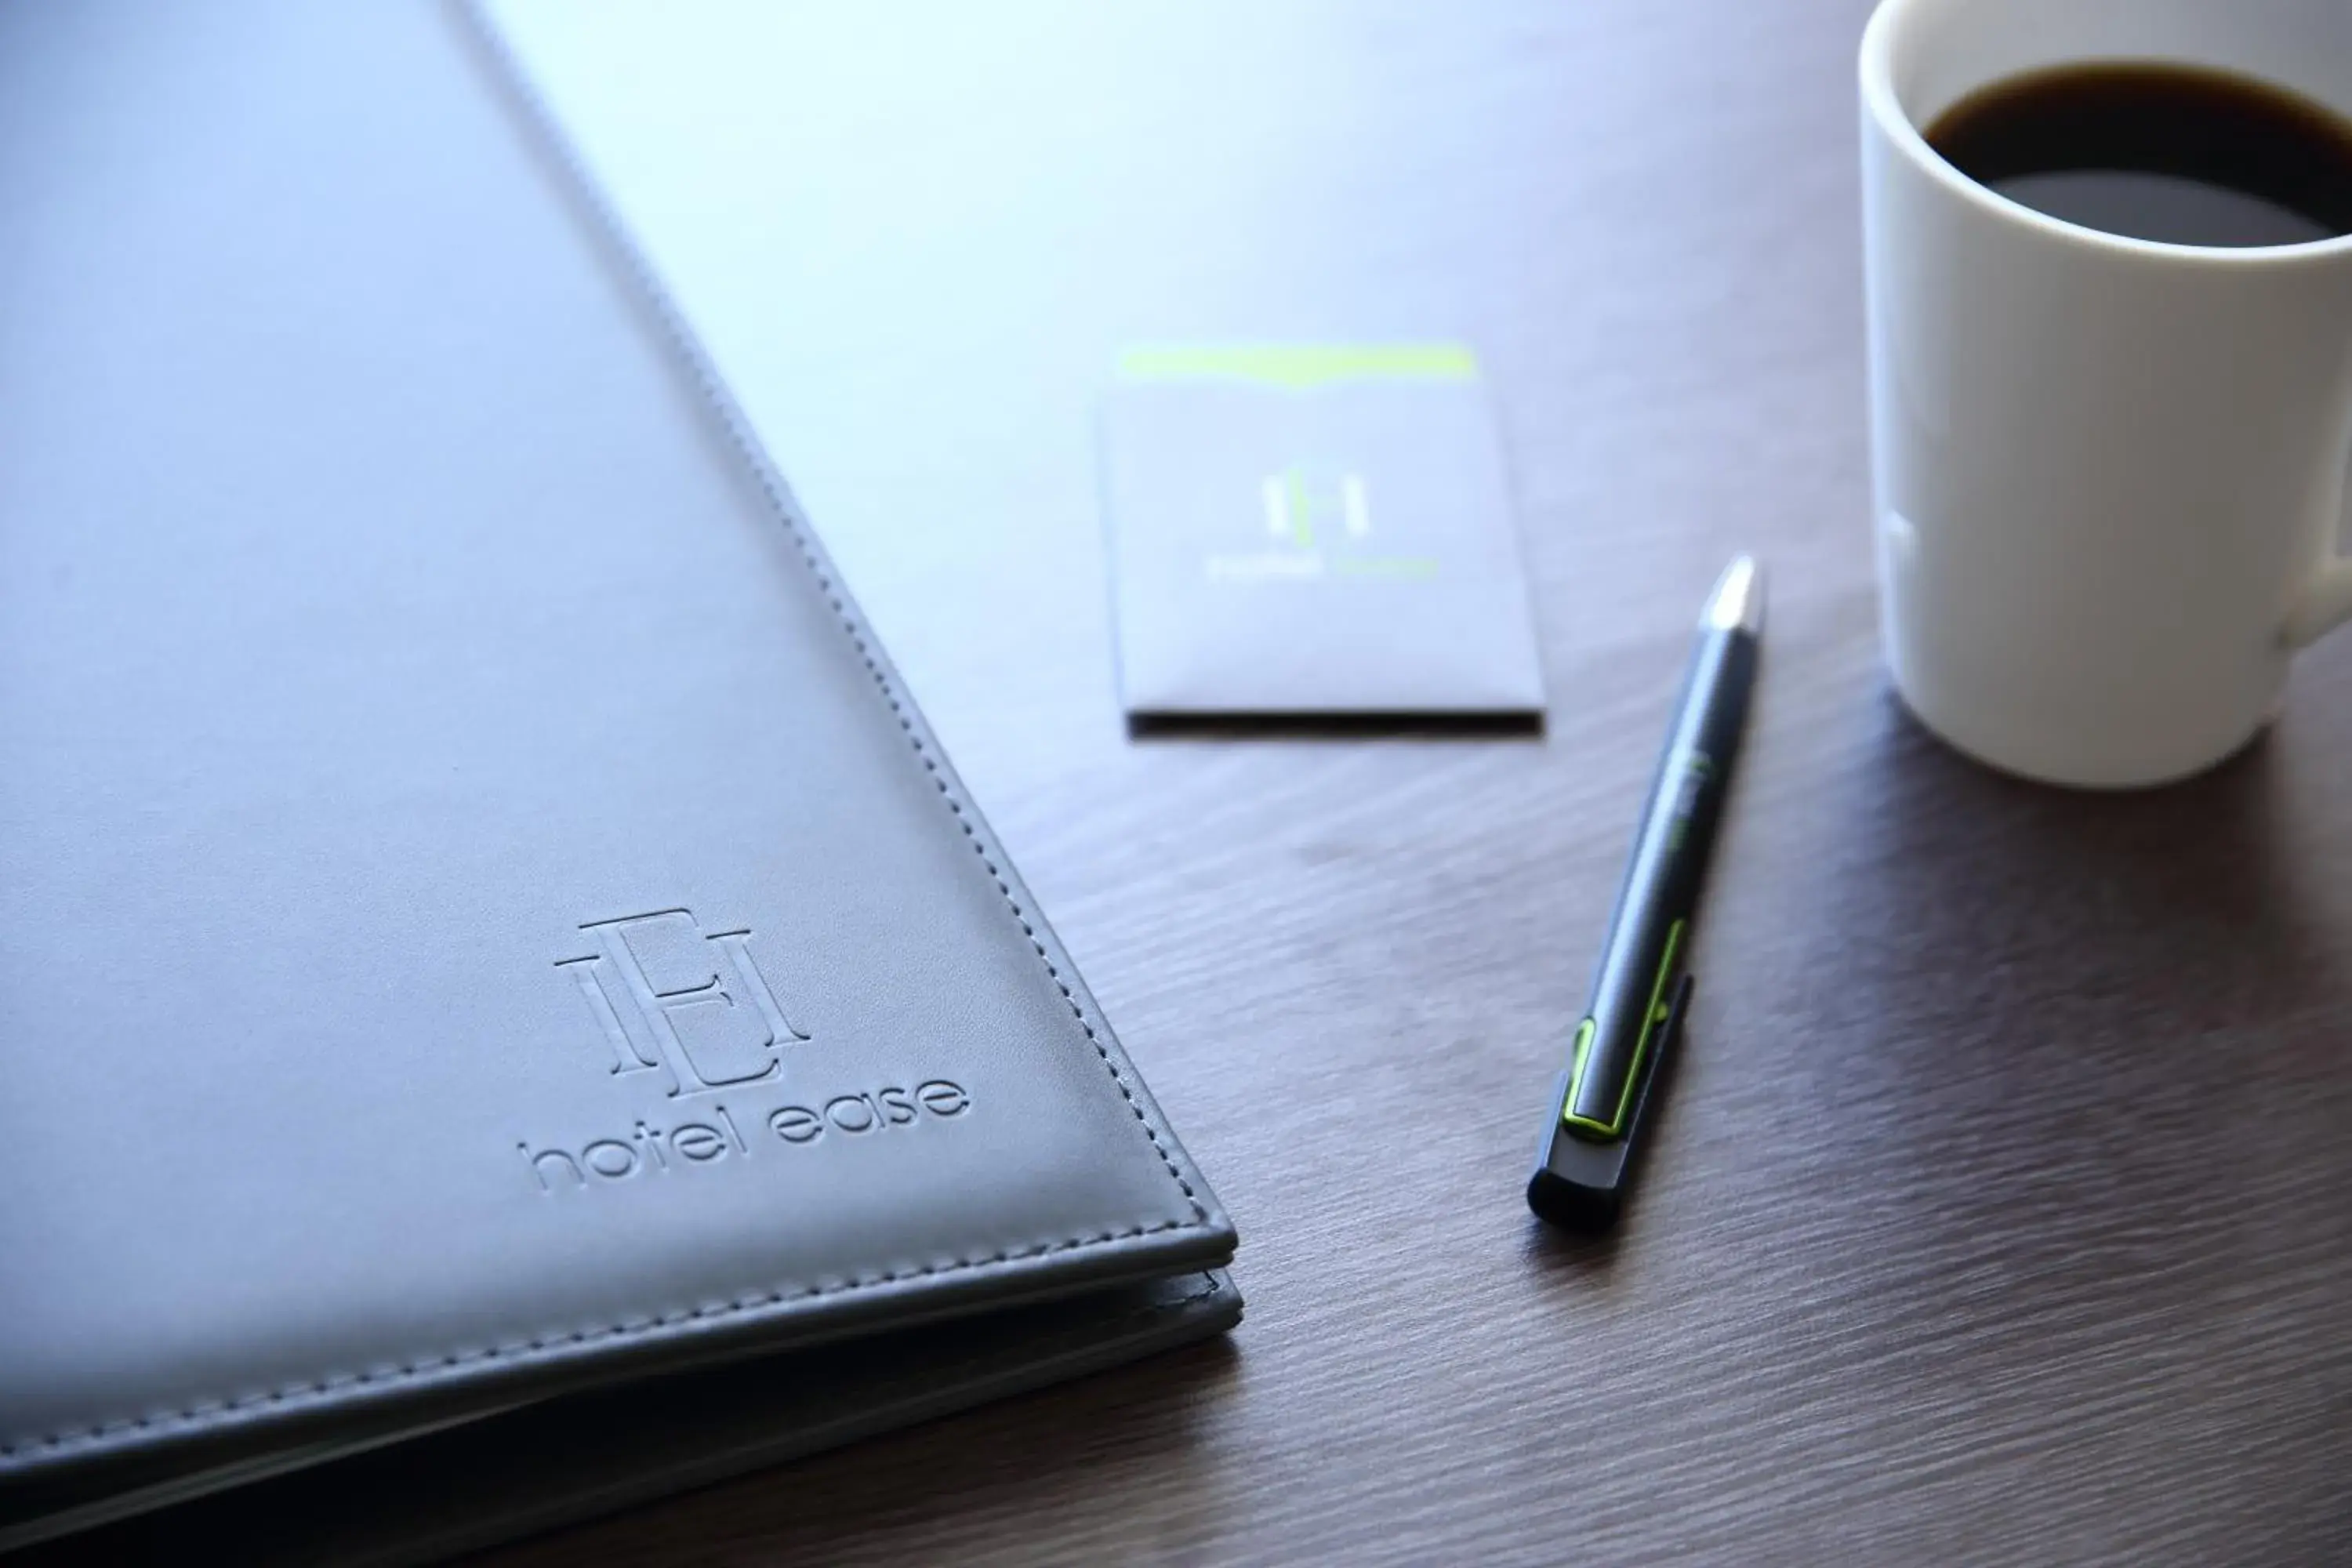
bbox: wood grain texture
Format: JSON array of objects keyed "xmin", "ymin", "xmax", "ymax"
[{"xmin": 473, "ymin": 1, "xmax": 2352, "ymax": 1562}]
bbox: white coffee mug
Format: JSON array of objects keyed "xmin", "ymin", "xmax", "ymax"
[{"xmin": 1860, "ymin": 0, "xmax": 2352, "ymax": 787}]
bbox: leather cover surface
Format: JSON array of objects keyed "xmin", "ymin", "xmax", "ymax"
[{"xmin": 0, "ymin": 0, "xmax": 1234, "ymax": 1537}]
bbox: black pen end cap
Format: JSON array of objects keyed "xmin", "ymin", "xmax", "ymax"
[{"xmin": 1526, "ymin": 1162, "xmax": 1624, "ymax": 1231}]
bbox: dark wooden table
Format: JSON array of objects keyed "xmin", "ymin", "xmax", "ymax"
[{"xmin": 481, "ymin": 1, "xmax": 2352, "ymax": 1561}]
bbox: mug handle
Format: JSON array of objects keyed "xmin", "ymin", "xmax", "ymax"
[
  {"xmin": 2285, "ymin": 560, "xmax": 2352, "ymax": 648},
  {"xmin": 2285, "ymin": 423, "xmax": 2352, "ymax": 648}
]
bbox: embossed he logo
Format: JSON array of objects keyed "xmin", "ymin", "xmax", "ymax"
[{"xmin": 555, "ymin": 910, "xmax": 808, "ymax": 1097}]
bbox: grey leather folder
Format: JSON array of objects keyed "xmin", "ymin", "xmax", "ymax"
[{"xmin": 0, "ymin": 2, "xmax": 1237, "ymax": 1557}]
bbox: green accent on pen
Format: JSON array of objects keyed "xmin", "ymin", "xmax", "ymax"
[
  {"xmin": 1115, "ymin": 343, "xmax": 1479, "ymax": 390},
  {"xmin": 1560, "ymin": 917, "xmax": 1686, "ymax": 1138},
  {"xmin": 1286, "ymin": 466, "xmax": 1314, "ymax": 547},
  {"xmin": 1563, "ymin": 1017, "xmax": 1597, "ymax": 1096}
]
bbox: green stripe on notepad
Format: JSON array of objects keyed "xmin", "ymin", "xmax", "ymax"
[{"xmin": 1116, "ymin": 343, "xmax": 1479, "ymax": 390}]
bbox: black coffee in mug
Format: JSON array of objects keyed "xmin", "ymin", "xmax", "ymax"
[{"xmin": 1926, "ymin": 62, "xmax": 2352, "ymax": 247}]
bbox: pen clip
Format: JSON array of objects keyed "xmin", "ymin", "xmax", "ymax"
[
  {"xmin": 1610, "ymin": 970, "xmax": 1693, "ymax": 1144},
  {"xmin": 1562, "ymin": 931, "xmax": 1695, "ymax": 1142},
  {"xmin": 1526, "ymin": 971, "xmax": 1697, "ymax": 1229},
  {"xmin": 1618, "ymin": 968, "xmax": 1693, "ymax": 1142}
]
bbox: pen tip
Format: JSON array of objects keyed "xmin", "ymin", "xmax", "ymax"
[{"xmin": 1703, "ymin": 556, "xmax": 1765, "ymax": 636}]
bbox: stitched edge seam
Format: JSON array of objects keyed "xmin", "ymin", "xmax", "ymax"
[
  {"xmin": 2, "ymin": 1229, "xmax": 1209, "ymax": 1463},
  {"xmin": 0, "ymin": 1, "xmax": 1216, "ymax": 1469},
  {"xmin": 763, "ymin": 1270, "xmax": 1229, "ymax": 1423}
]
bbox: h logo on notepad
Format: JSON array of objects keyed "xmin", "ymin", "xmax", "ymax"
[
  {"xmin": 556, "ymin": 911, "xmax": 809, "ymax": 1098},
  {"xmin": 1259, "ymin": 462, "xmax": 1371, "ymax": 550}
]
